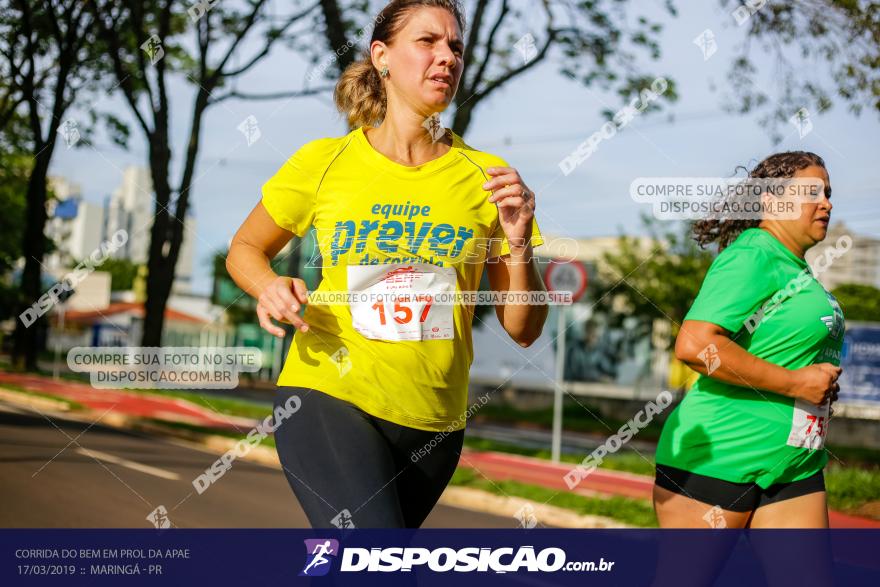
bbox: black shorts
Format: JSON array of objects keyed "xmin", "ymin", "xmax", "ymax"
[
  {"xmin": 655, "ymin": 464, "xmax": 825, "ymax": 513},
  {"xmin": 273, "ymin": 386, "xmax": 464, "ymax": 528}
]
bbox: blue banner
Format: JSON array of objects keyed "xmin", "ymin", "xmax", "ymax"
[
  {"xmin": 2, "ymin": 529, "xmax": 879, "ymax": 586},
  {"xmin": 841, "ymin": 323, "xmax": 880, "ymax": 404}
]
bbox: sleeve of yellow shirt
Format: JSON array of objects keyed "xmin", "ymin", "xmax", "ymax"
[{"xmin": 261, "ymin": 137, "xmax": 339, "ymax": 236}]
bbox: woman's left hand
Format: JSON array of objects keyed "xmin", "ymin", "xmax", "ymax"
[
  {"xmin": 483, "ymin": 166, "xmax": 536, "ymax": 251},
  {"xmin": 828, "ymin": 381, "xmax": 840, "ymax": 417}
]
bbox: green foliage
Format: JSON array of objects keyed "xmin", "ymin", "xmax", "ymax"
[
  {"xmin": 0, "ymin": 148, "xmax": 28, "ymax": 276},
  {"xmin": 825, "ymin": 463, "xmax": 880, "ymax": 513},
  {"xmin": 598, "ymin": 213, "xmax": 716, "ymax": 334},
  {"xmin": 450, "ymin": 467, "xmax": 659, "ymax": 527},
  {"xmin": 717, "ymin": 0, "xmax": 880, "ymax": 141},
  {"xmin": 0, "ymin": 118, "xmax": 30, "ymax": 321},
  {"xmin": 211, "ymin": 250, "xmax": 257, "ymax": 326},
  {"xmin": 98, "ymin": 258, "xmax": 141, "ymax": 291},
  {"xmin": 832, "ymin": 283, "xmax": 880, "ymax": 322}
]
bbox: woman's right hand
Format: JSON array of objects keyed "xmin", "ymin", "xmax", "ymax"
[
  {"xmin": 256, "ymin": 276, "xmax": 310, "ymax": 338},
  {"xmin": 787, "ymin": 363, "xmax": 842, "ymax": 406}
]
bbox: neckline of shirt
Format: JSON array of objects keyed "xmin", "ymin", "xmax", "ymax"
[
  {"xmin": 353, "ymin": 125, "xmax": 463, "ymax": 176},
  {"xmin": 748, "ymin": 227, "xmax": 808, "ymax": 267}
]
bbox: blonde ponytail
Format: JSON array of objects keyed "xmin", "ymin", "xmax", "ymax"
[{"xmin": 334, "ymin": 56, "xmax": 386, "ymax": 129}]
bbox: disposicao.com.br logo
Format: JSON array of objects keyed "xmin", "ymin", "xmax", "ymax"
[{"xmin": 300, "ymin": 540, "xmax": 614, "ymax": 575}]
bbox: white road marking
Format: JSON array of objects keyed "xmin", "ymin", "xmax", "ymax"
[{"xmin": 75, "ymin": 447, "xmax": 181, "ymax": 481}]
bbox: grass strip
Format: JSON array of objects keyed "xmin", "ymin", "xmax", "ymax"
[{"xmin": 449, "ymin": 467, "xmax": 658, "ymax": 527}]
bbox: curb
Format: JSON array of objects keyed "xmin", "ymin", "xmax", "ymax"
[
  {"xmin": 0, "ymin": 391, "xmax": 628, "ymax": 528},
  {"xmin": 0, "ymin": 387, "xmax": 76, "ymax": 412}
]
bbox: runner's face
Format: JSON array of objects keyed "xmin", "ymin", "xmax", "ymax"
[
  {"xmin": 383, "ymin": 7, "xmax": 463, "ymax": 114},
  {"xmin": 775, "ymin": 165, "xmax": 832, "ymax": 250},
  {"xmin": 791, "ymin": 165, "xmax": 832, "ymax": 250}
]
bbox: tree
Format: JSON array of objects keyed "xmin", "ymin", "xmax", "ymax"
[
  {"xmin": 4, "ymin": 0, "xmax": 101, "ymax": 369},
  {"xmin": 89, "ymin": 0, "xmax": 327, "ymax": 347},
  {"xmin": 86, "ymin": 0, "xmax": 880, "ymax": 347},
  {"xmin": 305, "ymin": 1, "xmax": 880, "ymax": 139},
  {"xmin": 302, "ymin": 0, "xmax": 678, "ymax": 135},
  {"xmin": 832, "ymin": 283, "xmax": 880, "ymax": 322},
  {"xmin": 716, "ymin": 0, "xmax": 880, "ymax": 141},
  {"xmin": 98, "ymin": 258, "xmax": 141, "ymax": 291},
  {"xmin": 599, "ymin": 213, "xmax": 716, "ymax": 337},
  {"xmin": 0, "ymin": 114, "xmax": 29, "ymax": 323}
]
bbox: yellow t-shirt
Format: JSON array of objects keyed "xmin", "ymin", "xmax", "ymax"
[{"xmin": 261, "ymin": 126, "xmax": 543, "ymax": 432}]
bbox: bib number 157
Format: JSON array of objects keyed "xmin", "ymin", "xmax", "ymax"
[{"xmin": 371, "ymin": 295, "xmax": 433, "ymax": 326}]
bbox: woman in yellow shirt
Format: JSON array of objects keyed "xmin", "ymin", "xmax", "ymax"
[{"xmin": 227, "ymin": 0, "xmax": 548, "ymax": 528}]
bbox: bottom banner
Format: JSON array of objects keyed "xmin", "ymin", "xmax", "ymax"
[{"xmin": 3, "ymin": 529, "xmax": 878, "ymax": 586}]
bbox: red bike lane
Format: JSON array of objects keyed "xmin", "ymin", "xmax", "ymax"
[{"xmin": 0, "ymin": 372, "xmax": 257, "ymax": 432}]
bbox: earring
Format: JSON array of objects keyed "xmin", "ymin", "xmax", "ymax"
[{"xmin": 380, "ymin": 65, "xmax": 389, "ymax": 78}]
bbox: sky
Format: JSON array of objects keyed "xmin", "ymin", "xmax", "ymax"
[{"xmin": 50, "ymin": 1, "xmax": 880, "ymax": 296}]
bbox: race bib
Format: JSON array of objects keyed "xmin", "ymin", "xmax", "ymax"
[
  {"xmin": 347, "ymin": 263, "xmax": 456, "ymax": 341},
  {"xmin": 786, "ymin": 398, "xmax": 830, "ymax": 450}
]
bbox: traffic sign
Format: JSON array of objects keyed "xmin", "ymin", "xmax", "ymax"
[{"xmin": 544, "ymin": 261, "xmax": 588, "ymax": 302}]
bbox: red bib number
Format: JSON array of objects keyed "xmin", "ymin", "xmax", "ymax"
[
  {"xmin": 786, "ymin": 399, "xmax": 829, "ymax": 450},
  {"xmin": 347, "ymin": 263, "xmax": 456, "ymax": 341}
]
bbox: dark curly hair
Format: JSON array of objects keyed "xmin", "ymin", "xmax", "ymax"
[{"xmin": 693, "ymin": 151, "xmax": 826, "ymax": 250}]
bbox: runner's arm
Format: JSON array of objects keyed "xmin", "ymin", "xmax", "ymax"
[
  {"xmin": 486, "ymin": 246, "xmax": 548, "ymax": 347},
  {"xmin": 227, "ymin": 202, "xmax": 310, "ymax": 336},
  {"xmin": 227, "ymin": 202, "xmax": 292, "ymax": 298},
  {"xmin": 675, "ymin": 320, "xmax": 840, "ymax": 404}
]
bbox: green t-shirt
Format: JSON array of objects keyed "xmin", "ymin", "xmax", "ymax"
[{"xmin": 655, "ymin": 227, "xmax": 845, "ymax": 488}]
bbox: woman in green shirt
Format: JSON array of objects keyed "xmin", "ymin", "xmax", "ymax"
[{"xmin": 654, "ymin": 151, "xmax": 844, "ymax": 528}]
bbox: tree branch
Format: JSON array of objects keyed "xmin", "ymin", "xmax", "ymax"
[
  {"xmin": 207, "ymin": 0, "xmax": 270, "ymax": 86},
  {"xmin": 472, "ymin": 4, "xmax": 555, "ymax": 103},
  {"xmin": 16, "ymin": 0, "xmax": 44, "ymax": 148},
  {"xmin": 208, "ymin": 86, "xmax": 333, "ymax": 104},
  {"xmin": 127, "ymin": 0, "xmax": 155, "ymax": 113},
  {"xmin": 461, "ymin": 0, "xmax": 490, "ymax": 94},
  {"xmin": 88, "ymin": 1, "xmax": 151, "ymax": 136},
  {"xmin": 220, "ymin": 1, "xmax": 320, "ymax": 78},
  {"xmin": 318, "ymin": 0, "xmax": 356, "ymax": 74},
  {"xmin": 470, "ymin": 0, "xmax": 510, "ymax": 95},
  {"xmin": 155, "ymin": 0, "xmax": 172, "ymax": 125}
]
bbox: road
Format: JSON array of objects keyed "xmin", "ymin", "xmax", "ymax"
[{"xmin": 0, "ymin": 402, "xmax": 515, "ymax": 529}]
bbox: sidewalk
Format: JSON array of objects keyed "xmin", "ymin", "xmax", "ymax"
[{"xmin": 3, "ymin": 369, "xmax": 879, "ymax": 528}]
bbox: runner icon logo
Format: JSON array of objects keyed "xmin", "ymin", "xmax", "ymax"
[
  {"xmin": 300, "ymin": 539, "xmax": 340, "ymax": 577},
  {"xmin": 331, "ymin": 509, "xmax": 356, "ymax": 529},
  {"xmin": 702, "ymin": 505, "xmax": 728, "ymax": 529}
]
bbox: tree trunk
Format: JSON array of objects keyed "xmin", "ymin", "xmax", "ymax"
[
  {"xmin": 12, "ymin": 147, "xmax": 53, "ymax": 370},
  {"xmin": 140, "ymin": 136, "xmax": 175, "ymax": 347},
  {"xmin": 452, "ymin": 100, "xmax": 475, "ymax": 137},
  {"xmin": 319, "ymin": 0, "xmax": 356, "ymax": 73}
]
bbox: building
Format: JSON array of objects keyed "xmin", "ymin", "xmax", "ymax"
[
  {"xmin": 806, "ymin": 221, "xmax": 880, "ymax": 290},
  {"xmin": 103, "ymin": 166, "xmax": 196, "ymax": 292},
  {"xmin": 47, "ymin": 169, "xmax": 197, "ymax": 293},
  {"xmin": 45, "ymin": 178, "xmax": 105, "ymax": 272}
]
